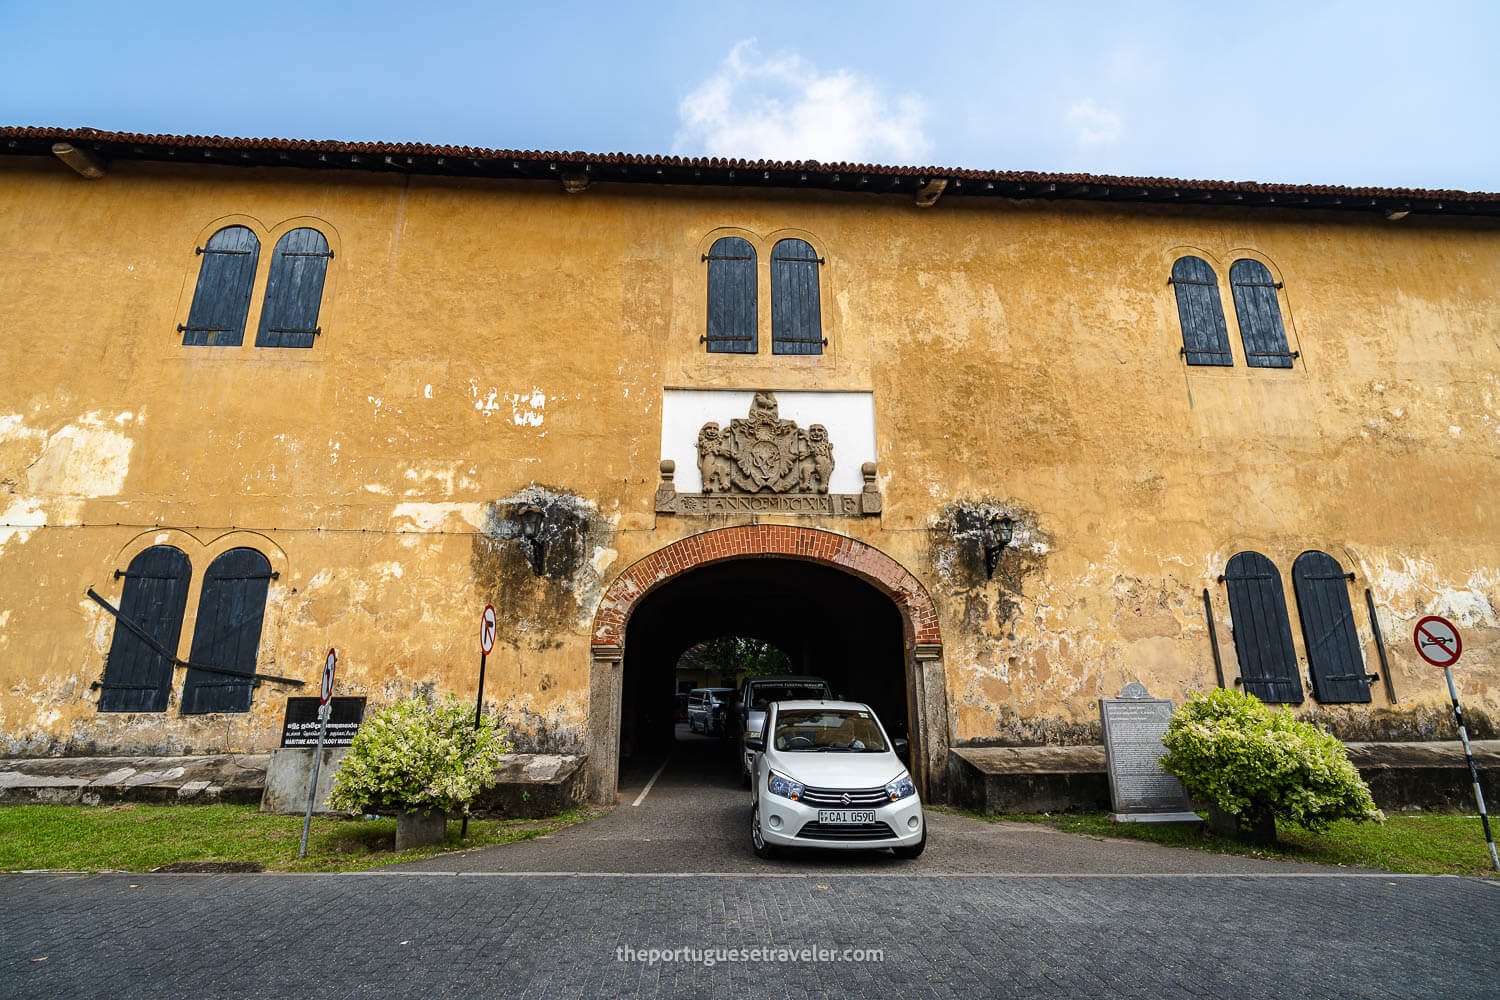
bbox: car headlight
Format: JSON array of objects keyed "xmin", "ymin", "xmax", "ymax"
[
  {"xmin": 885, "ymin": 773, "xmax": 917, "ymax": 802},
  {"xmin": 767, "ymin": 771, "xmax": 804, "ymax": 801}
]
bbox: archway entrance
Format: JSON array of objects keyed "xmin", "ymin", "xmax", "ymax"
[{"xmin": 588, "ymin": 526, "xmax": 948, "ymax": 805}]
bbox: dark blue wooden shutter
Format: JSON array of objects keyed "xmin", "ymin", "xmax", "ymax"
[
  {"xmin": 1171, "ymin": 256, "xmax": 1232, "ymax": 366},
  {"xmin": 98, "ymin": 546, "xmax": 191, "ymax": 712},
  {"xmin": 705, "ymin": 237, "xmax": 757, "ymax": 353},
  {"xmin": 180, "ymin": 227, "xmax": 259, "ymax": 346},
  {"xmin": 1223, "ymin": 551, "xmax": 1304, "ymax": 704},
  {"xmin": 771, "ymin": 238, "xmax": 824, "ymax": 355},
  {"xmin": 1292, "ymin": 551, "xmax": 1371, "ymax": 703},
  {"xmin": 1230, "ymin": 259, "xmax": 1294, "ymax": 368},
  {"xmin": 255, "ymin": 228, "xmax": 331, "ymax": 348},
  {"xmin": 180, "ymin": 548, "xmax": 273, "ymax": 714}
]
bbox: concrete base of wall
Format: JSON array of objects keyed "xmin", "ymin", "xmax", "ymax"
[
  {"xmin": 471, "ymin": 754, "xmax": 586, "ymax": 818},
  {"xmin": 947, "ymin": 740, "xmax": 1500, "ymax": 816},
  {"xmin": 0, "ymin": 754, "xmax": 269, "ymax": 806}
]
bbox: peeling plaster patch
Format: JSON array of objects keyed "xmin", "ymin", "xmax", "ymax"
[
  {"xmin": 402, "ymin": 465, "xmax": 457, "ymax": 497},
  {"xmin": 1449, "ymin": 425, "xmax": 1462, "ymax": 437},
  {"xmin": 510, "ymin": 389, "xmax": 546, "ymax": 427},
  {"xmin": 364, "ymin": 483, "xmax": 391, "ymax": 495},
  {"xmin": 591, "ymin": 545, "xmax": 618, "ymax": 578},
  {"xmin": 391, "ymin": 502, "xmax": 485, "ymax": 532},
  {"xmin": 26, "ymin": 413, "xmax": 134, "ymax": 497},
  {"xmin": 372, "ymin": 561, "xmax": 405, "ymax": 581},
  {"xmin": 368, "ymin": 396, "xmax": 384, "ymax": 419},
  {"xmin": 468, "ymin": 379, "xmax": 502, "ymax": 416},
  {"xmin": 424, "ymin": 384, "xmax": 433, "ymax": 399},
  {"xmin": 0, "ymin": 498, "xmax": 45, "ymax": 548}
]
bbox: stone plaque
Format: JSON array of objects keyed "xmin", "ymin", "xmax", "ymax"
[
  {"xmin": 1099, "ymin": 685, "xmax": 1197, "ymax": 821},
  {"xmin": 280, "ymin": 696, "xmax": 366, "ymax": 748}
]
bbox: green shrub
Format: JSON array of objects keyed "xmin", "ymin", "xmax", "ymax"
[
  {"xmin": 329, "ymin": 695, "xmax": 512, "ymax": 815},
  {"xmin": 1159, "ymin": 688, "xmax": 1383, "ymax": 831}
]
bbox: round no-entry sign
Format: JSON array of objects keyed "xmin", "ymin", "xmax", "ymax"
[
  {"xmin": 321, "ymin": 648, "xmax": 338, "ymax": 704},
  {"xmin": 1413, "ymin": 616, "xmax": 1461, "ymax": 668},
  {"xmin": 480, "ymin": 605, "xmax": 497, "ymax": 655}
]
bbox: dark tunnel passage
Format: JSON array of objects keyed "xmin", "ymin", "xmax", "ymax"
[{"xmin": 620, "ymin": 557, "xmax": 908, "ymax": 773}]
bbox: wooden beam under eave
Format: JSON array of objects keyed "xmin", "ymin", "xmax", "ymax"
[
  {"xmin": 914, "ymin": 177, "xmax": 948, "ymax": 208},
  {"xmin": 50, "ymin": 142, "xmax": 106, "ymax": 179}
]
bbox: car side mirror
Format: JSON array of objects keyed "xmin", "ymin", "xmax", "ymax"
[
  {"xmin": 893, "ymin": 738, "xmax": 909, "ymax": 757},
  {"xmin": 745, "ymin": 737, "xmax": 764, "ymax": 752}
]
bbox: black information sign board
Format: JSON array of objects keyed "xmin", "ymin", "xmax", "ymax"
[{"xmin": 280, "ymin": 697, "xmax": 366, "ymax": 748}]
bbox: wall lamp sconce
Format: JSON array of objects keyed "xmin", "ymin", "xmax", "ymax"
[
  {"xmin": 518, "ymin": 504, "xmax": 546, "ymax": 575},
  {"xmin": 983, "ymin": 514, "xmax": 1016, "ymax": 579}
]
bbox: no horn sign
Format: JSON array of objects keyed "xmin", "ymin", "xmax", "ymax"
[{"xmin": 1413, "ymin": 615, "xmax": 1462, "ymax": 668}]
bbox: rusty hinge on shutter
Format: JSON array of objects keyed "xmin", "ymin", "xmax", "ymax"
[
  {"xmin": 264, "ymin": 328, "xmax": 321, "ymax": 338},
  {"xmin": 1167, "ymin": 276, "xmax": 1215, "ymax": 285},
  {"xmin": 195, "ymin": 246, "xmax": 252, "ymax": 255},
  {"xmin": 1247, "ymin": 350, "xmax": 1300, "ymax": 359},
  {"xmin": 177, "ymin": 324, "xmax": 232, "ymax": 335},
  {"xmin": 212, "ymin": 572, "xmax": 280, "ymax": 581},
  {"xmin": 702, "ymin": 253, "xmax": 753, "ymax": 261},
  {"xmin": 1187, "ymin": 348, "xmax": 1233, "ymax": 358},
  {"xmin": 89, "ymin": 681, "xmax": 164, "ymax": 692},
  {"xmin": 1303, "ymin": 572, "xmax": 1355, "ymax": 582},
  {"xmin": 282, "ymin": 250, "xmax": 334, "ymax": 260},
  {"xmin": 1234, "ymin": 279, "xmax": 1284, "ymax": 289}
]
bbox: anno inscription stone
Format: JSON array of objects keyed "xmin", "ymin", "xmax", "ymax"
[{"xmin": 1099, "ymin": 684, "xmax": 1198, "ymax": 823}]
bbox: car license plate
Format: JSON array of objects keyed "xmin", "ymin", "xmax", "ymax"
[{"xmin": 817, "ymin": 810, "xmax": 876, "ymax": 825}]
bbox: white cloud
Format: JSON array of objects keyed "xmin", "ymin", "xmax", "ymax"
[
  {"xmin": 1066, "ymin": 98, "xmax": 1123, "ymax": 145},
  {"xmin": 674, "ymin": 39, "xmax": 932, "ymax": 165}
]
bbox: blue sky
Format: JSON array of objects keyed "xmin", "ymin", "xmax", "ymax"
[{"xmin": 3, "ymin": 0, "xmax": 1497, "ymax": 190}]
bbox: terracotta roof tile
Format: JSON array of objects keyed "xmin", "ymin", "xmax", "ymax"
[{"xmin": 5, "ymin": 126, "xmax": 1497, "ymax": 214}]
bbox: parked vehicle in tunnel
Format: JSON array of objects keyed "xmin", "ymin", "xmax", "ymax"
[
  {"xmin": 747, "ymin": 700, "xmax": 925, "ymax": 859},
  {"xmin": 686, "ymin": 687, "xmax": 734, "ymax": 735},
  {"xmin": 729, "ymin": 675, "xmax": 835, "ymax": 782}
]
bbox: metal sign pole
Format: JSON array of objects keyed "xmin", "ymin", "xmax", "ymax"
[
  {"xmin": 1443, "ymin": 665, "xmax": 1499, "ymax": 872},
  {"xmin": 461, "ymin": 647, "xmax": 488, "ymax": 840},
  {"xmin": 298, "ymin": 699, "xmax": 332, "ymax": 860}
]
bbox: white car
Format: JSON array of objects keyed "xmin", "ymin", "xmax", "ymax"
[{"xmin": 747, "ymin": 700, "xmax": 926, "ymax": 859}]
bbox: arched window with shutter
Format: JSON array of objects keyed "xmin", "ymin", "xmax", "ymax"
[
  {"xmin": 1292, "ymin": 551, "xmax": 1372, "ymax": 703},
  {"xmin": 1223, "ymin": 551, "xmax": 1304, "ymax": 704},
  {"xmin": 1171, "ymin": 255, "xmax": 1232, "ymax": 366},
  {"xmin": 180, "ymin": 226, "xmax": 259, "ymax": 346},
  {"xmin": 704, "ymin": 236, "xmax": 757, "ymax": 353},
  {"xmin": 180, "ymin": 548, "xmax": 275, "ymax": 714},
  {"xmin": 771, "ymin": 238, "xmax": 824, "ymax": 355},
  {"xmin": 98, "ymin": 546, "xmax": 192, "ymax": 712},
  {"xmin": 256, "ymin": 227, "xmax": 332, "ymax": 348},
  {"xmin": 1230, "ymin": 259, "xmax": 1295, "ymax": 368}
]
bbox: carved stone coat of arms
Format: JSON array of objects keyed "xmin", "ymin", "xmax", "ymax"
[
  {"xmin": 697, "ymin": 391, "xmax": 834, "ymax": 494},
  {"xmin": 656, "ymin": 391, "xmax": 880, "ymax": 517}
]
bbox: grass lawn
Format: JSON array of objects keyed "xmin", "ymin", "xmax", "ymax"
[
  {"xmin": 0, "ymin": 803, "xmax": 590, "ymax": 873},
  {"xmin": 948, "ymin": 807, "xmax": 1499, "ymax": 877}
]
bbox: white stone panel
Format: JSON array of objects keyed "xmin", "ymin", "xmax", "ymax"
[{"xmin": 661, "ymin": 389, "xmax": 876, "ymax": 493}]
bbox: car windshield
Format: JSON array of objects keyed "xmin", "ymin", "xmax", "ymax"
[
  {"xmin": 772, "ymin": 709, "xmax": 888, "ymax": 753},
  {"xmin": 750, "ymin": 683, "xmax": 828, "ymax": 710}
]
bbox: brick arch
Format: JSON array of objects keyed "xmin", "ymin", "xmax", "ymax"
[{"xmin": 591, "ymin": 524, "xmax": 941, "ymax": 650}]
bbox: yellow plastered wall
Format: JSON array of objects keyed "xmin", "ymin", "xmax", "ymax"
[{"xmin": 0, "ymin": 156, "xmax": 1496, "ymax": 755}]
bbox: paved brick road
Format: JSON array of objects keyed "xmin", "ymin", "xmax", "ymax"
[{"xmin": 3, "ymin": 871, "xmax": 1496, "ymax": 999}]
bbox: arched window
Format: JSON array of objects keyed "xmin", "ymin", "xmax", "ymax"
[
  {"xmin": 771, "ymin": 238, "xmax": 824, "ymax": 355},
  {"xmin": 1223, "ymin": 551, "xmax": 1303, "ymax": 703},
  {"xmin": 704, "ymin": 236, "xmax": 757, "ymax": 353},
  {"xmin": 98, "ymin": 546, "xmax": 192, "ymax": 712},
  {"xmin": 1230, "ymin": 259, "xmax": 1295, "ymax": 368},
  {"xmin": 180, "ymin": 226, "xmax": 259, "ymax": 346},
  {"xmin": 1171, "ymin": 256, "xmax": 1232, "ymax": 366},
  {"xmin": 180, "ymin": 548, "xmax": 275, "ymax": 714},
  {"xmin": 256, "ymin": 227, "xmax": 332, "ymax": 348},
  {"xmin": 1292, "ymin": 551, "xmax": 1371, "ymax": 703}
]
